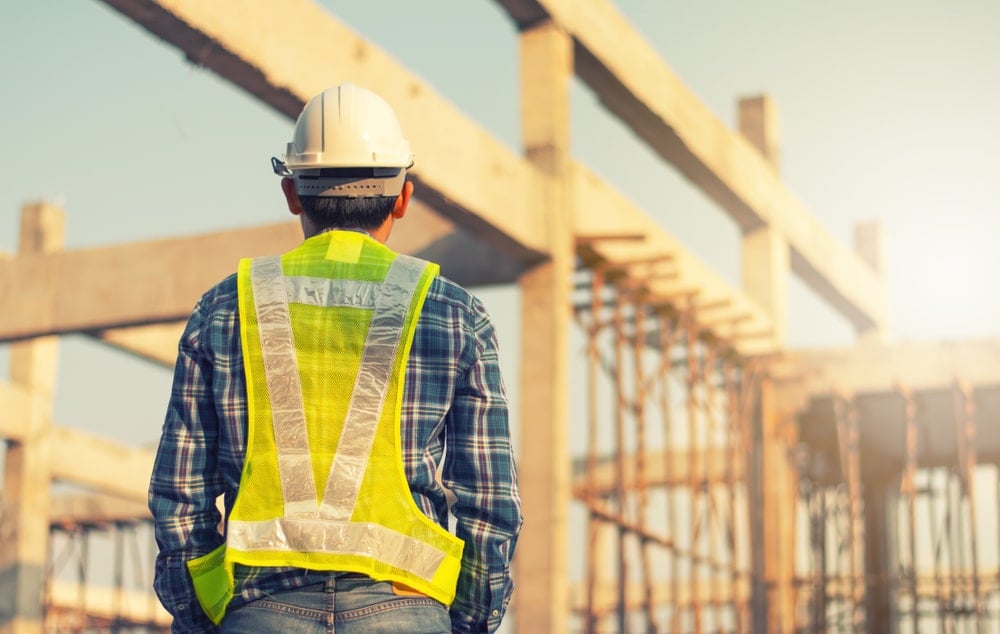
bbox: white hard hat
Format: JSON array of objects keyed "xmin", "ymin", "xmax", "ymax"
[{"xmin": 272, "ymin": 83, "xmax": 414, "ymax": 197}]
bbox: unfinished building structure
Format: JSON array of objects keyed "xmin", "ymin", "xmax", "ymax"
[{"xmin": 2, "ymin": 1, "xmax": 998, "ymax": 632}]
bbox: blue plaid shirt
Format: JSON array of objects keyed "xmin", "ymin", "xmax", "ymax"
[{"xmin": 149, "ymin": 234, "xmax": 522, "ymax": 633}]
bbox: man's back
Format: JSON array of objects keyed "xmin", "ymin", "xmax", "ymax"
[{"xmin": 150, "ymin": 231, "xmax": 521, "ymax": 632}]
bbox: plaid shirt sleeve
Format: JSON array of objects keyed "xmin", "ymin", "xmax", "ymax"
[
  {"xmin": 442, "ymin": 295, "xmax": 523, "ymax": 633},
  {"xmin": 149, "ymin": 286, "xmax": 228, "ymax": 633}
]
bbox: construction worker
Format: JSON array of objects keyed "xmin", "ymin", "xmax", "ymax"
[{"xmin": 149, "ymin": 83, "xmax": 522, "ymax": 633}]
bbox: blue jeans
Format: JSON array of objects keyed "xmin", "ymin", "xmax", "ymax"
[{"xmin": 220, "ymin": 574, "xmax": 451, "ymax": 634}]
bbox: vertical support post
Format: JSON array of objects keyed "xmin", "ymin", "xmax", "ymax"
[
  {"xmin": 739, "ymin": 95, "xmax": 789, "ymax": 350},
  {"xmin": 612, "ymin": 294, "xmax": 629, "ymax": 633},
  {"xmin": 757, "ymin": 373, "xmax": 798, "ymax": 633},
  {"xmin": 953, "ymin": 382, "xmax": 983, "ymax": 632},
  {"xmin": 863, "ymin": 480, "xmax": 895, "ymax": 634},
  {"xmin": 901, "ymin": 388, "xmax": 920, "ymax": 633},
  {"xmin": 835, "ymin": 397, "xmax": 865, "ymax": 631},
  {"xmin": 584, "ymin": 270, "xmax": 604, "ymax": 634},
  {"xmin": 0, "ymin": 202, "xmax": 65, "ymax": 634},
  {"xmin": 516, "ymin": 19, "xmax": 573, "ymax": 634},
  {"xmin": 853, "ymin": 222, "xmax": 885, "ymax": 343},
  {"xmin": 659, "ymin": 315, "xmax": 682, "ymax": 632},
  {"xmin": 738, "ymin": 95, "xmax": 781, "ymax": 170},
  {"xmin": 684, "ymin": 309, "xmax": 703, "ymax": 634}
]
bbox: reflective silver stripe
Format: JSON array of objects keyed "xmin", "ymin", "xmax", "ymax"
[
  {"xmin": 284, "ymin": 276, "xmax": 379, "ymax": 309},
  {"xmin": 227, "ymin": 518, "xmax": 447, "ymax": 582},
  {"xmin": 319, "ymin": 255, "xmax": 426, "ymax": 520},
  {"xmin": 250, "ymin": 256, "xmax": 317, "ymax": 516}
]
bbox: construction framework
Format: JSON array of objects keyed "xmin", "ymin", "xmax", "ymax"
[{"xmin": 2, "ymin": 1, "xmax": 999, "ymax": 632}]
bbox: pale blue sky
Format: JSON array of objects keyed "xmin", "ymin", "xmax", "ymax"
[{"xmin": 2, "ymin": 1, "xmax": 999, "ymax": 445}]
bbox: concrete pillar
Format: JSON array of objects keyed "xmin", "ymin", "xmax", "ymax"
[
  {"xmin": 738, "ymin": 95, "xmax": 780, "ymax": 170},
  {"xmin": 516, "ymin": 20, "xmax": 573, "ymax": 634},
  {"xmin": 0, "ymin": 203, "xmax": 65, "ymax": 634},
  {"xmin": 738, "ymin": 94, "xmax": 788, "ymax": 349},
  {"xmin": 853, "ymin": 221, "xmax": 885, "ymax": 343},
  {"xmin": 863, "ymin": 480, "xmax": 896, "ymax": 633},
  {"xmin": 741, "ymin": 227, "xmax": 789, "ymax": 349},
  {"xmin": 752, "ymin": 376, "xmax": 798, "ymax": 633}
]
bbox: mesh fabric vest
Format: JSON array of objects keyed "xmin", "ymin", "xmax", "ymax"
[{"xmin": 188, "ymin": 231, "xmax": 464, "ymax": 624}]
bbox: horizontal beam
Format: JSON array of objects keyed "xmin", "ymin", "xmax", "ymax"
[
  {"xmin": 574, "ymin": 163, "xmax": 777, "ymax": 356},
  {"xmin": 572, "ymin": 447, "xmax": 744, "ymax": 495},
  {"xmin": 0, "ymin": 221, "xmax": 299, "ymax": 341},
  {"xmin": 49, "ymin": 428, "xmax": 154, "ymax": 503},
  {"xmin": 0, "ymin": 410, "xmax": 153, "ymax": 503},
  {"xmin": 50, "ymin": 493, "xmax": 151, "ymax": 528},
  {"xmin": 495, "ymin": 0, "xmax": 886, "ymax": 333},
  {"xmin": 1, "ymin": 409, "xmax": 153, "ymax": 503},
  {"xmin": 572, "ymin": 570, "xmax": 1000, "ymax": 616},
  {"xmin": 94, "ymin": 322, "xmax": 185, "ymax": 368},
  {"xmin": 775, "ymin": 338, "xmax": 1000, "ymax": 417},
  {"xmin": 0, "ymin": 201, "xmax": 518, "ymax": 342},
  {"xmin": 98, "ymin": 0, "xmax": 547, "ymax": 263},
  {"xmin": 571, "ymin": 579, "xmax": 750, "ymax": 615},
  {"xmin": 47, "ymin": 580, "xmax": 170, "ymax": 628}
]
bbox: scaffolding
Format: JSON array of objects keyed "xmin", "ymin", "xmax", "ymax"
[{"xmin": 570, "ymin": 265, "xmax": 759, "ymax": 632}]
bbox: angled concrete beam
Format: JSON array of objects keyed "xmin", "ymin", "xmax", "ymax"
[
  {"xmin": 573, "ymin": 164, "xmax": 777, "ymax": 356},
  {"xmin": 98, "ymin": 0, "xmax": 546, "ymax": 263},
  {"xmin": 494, "ymin": 0, "xmax": 886, "ymax": 334}
]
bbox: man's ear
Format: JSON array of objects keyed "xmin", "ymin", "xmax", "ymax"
[
  {"xmin": 392, "ymin": 180, "xmax": 413, "ymax": 220},
  {"xmin": 281, "ymin": 177, "xmax": 303, "ymax": 216}
]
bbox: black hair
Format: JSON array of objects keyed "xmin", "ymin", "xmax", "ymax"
[
  {"xmin": 298, "ymin": 195, "xmax": 397, "ymax": 231},
  {"xmin": 296, "ymin": 168, "xmax": 403, "ymax": 231}
]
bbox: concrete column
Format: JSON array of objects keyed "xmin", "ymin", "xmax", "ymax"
[
  {"xmin": 738, "ymin": 95, "xmax": 788, "ymax": 348},
  {"xmin": 853, "ymin": 221, "xmax": 885, "ymax": 343},
  {"xmin": 753, "ymin": 376, "xmax": 798, "ymax": 633},
  {"xmin": 516, "ymin": 20, "xmax": 573, "ymax": 634},
  {"xmin": 0, "ymin": 203, "xmax": 65, "ymax": 634},
  {"xmin": 738, "ymin": 95, "xmax": 781, "ymax": 170},
  {"xmin": 741, "ymin": 227, "xmax": 789, "ymax": 349}
]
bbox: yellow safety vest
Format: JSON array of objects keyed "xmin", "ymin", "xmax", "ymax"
[{"xmin": 188, "ymin": 231, "xmax": 465, "ymax": 624}]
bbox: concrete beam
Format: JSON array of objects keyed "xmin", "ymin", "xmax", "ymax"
[
  {"xmin": 573, "ymin": 164, "xmax": 777, "ymax": 356},
  {"xmin": 0, "ymin": 221, "xmax": 300, "ymax": 342},
  {"xmin": 494, "ymin": 0, "xmax": 887, "ymax": 334},
  {"xmin": 572, "ymin": 447, "xmax": 744, "ymax": 496},
  {"xmin": 0, "ymin": 201, "xmax": 519, "ymax": 343},
  {"xmin": 774, "ymin": 338, "xmax": 1000, "ymax": 411},
  {"xmin": 50, "ymin": 493, "xmax": 151, "ymax": 528},
  {"xmin": 46, "ymin": 580, "xmax": 170, "ymax": 628},
  {"xmin": 97, "ymin": 0, "xmax": 547, "ymax": 263},
  {"xmin": 49, "ymin": 428, "xmax": 154, "ymax": 503},
  {"xmin": 0, "ymin": 406, "xmax": 153, "ymax": 504},
  {"xmin": 571, "ymin": 579, "xmax": 750, "ymax": 616}
]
